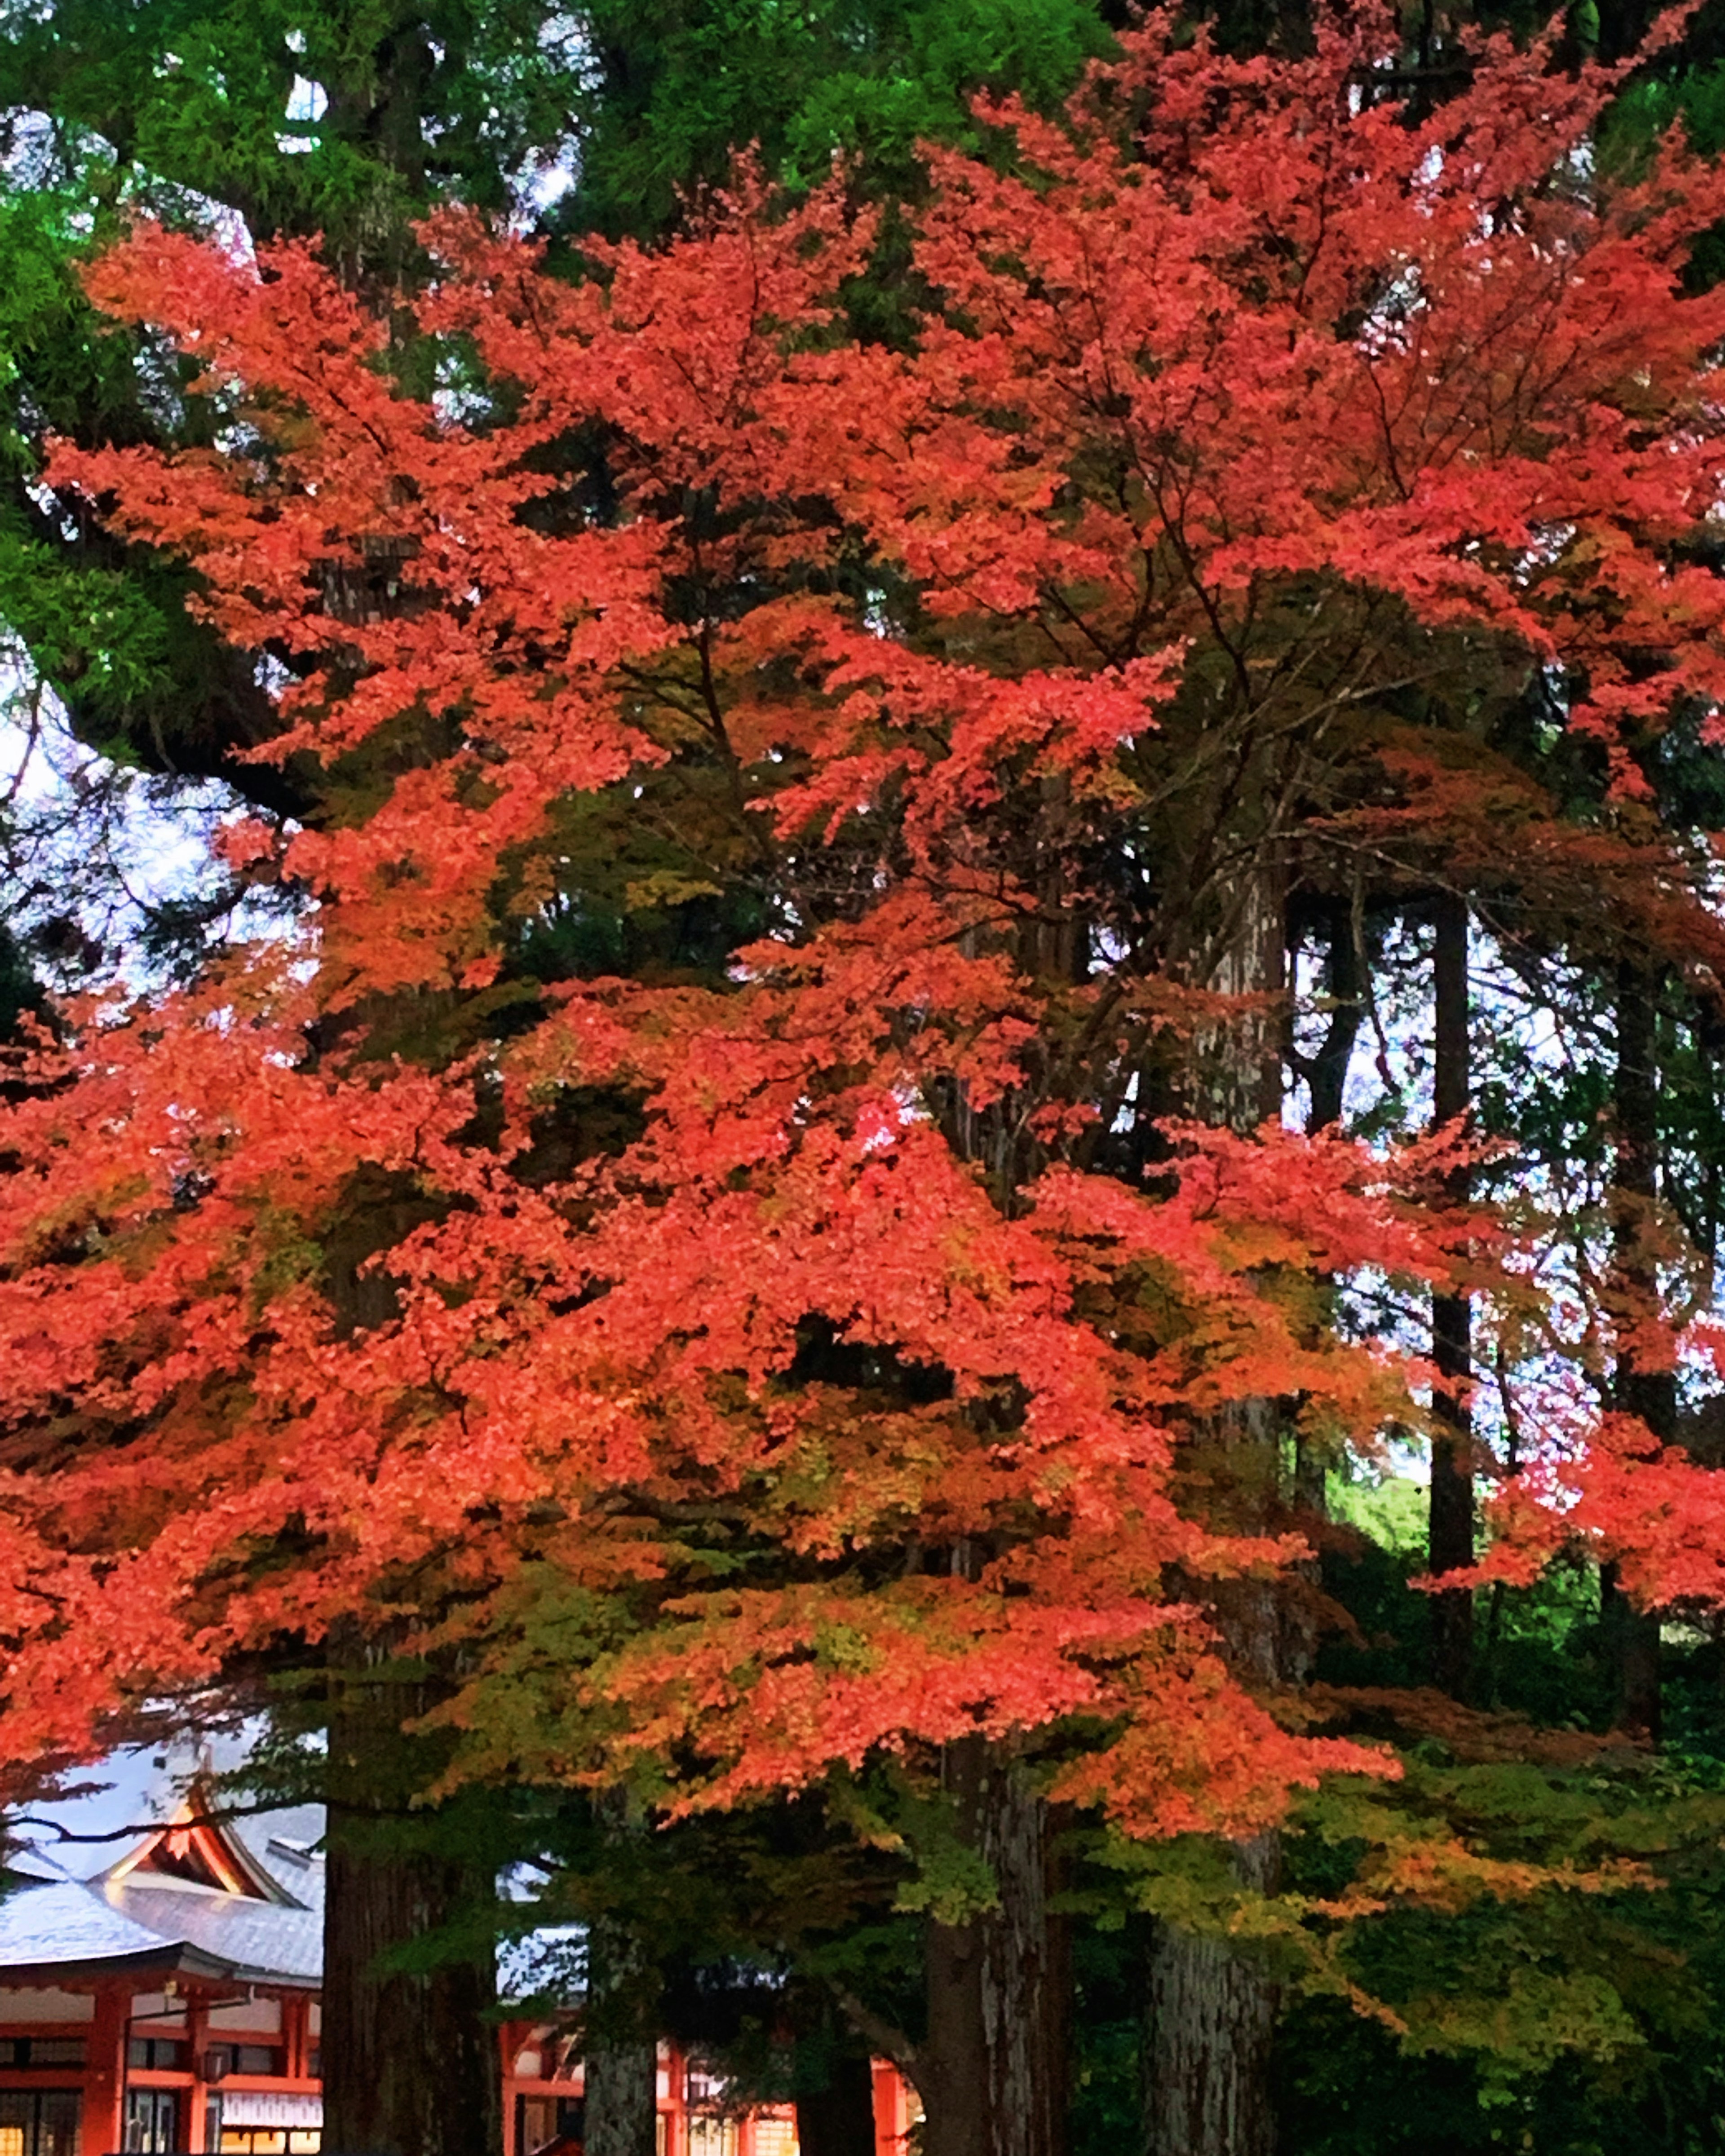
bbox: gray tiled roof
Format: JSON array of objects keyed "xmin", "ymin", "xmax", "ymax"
[
  {"xmin": 1, "ymin": 1739, "xmax": 326, "ymax": 1988},
  {"xmin": 231, "ymin": 1809, "xmax": 327, "ymax": 1922},
  {"xmin": 3, "ymin": 1746, "xmax": 571, "ymax": 1998},
  {"xmin": 108, "ymin": 1885, "xmax": 321, "ymax": 1986},
  {"xmin": 0, "ymin": 1881, "xmax": 172, "ymax": 1967},
  {"xmin": 0, "ymin": 1873, "xmax": 318, "ymax": 1987}
]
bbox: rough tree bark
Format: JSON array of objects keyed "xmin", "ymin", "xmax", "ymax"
[
  {"xmin": 324, "ymin": 1641, "xmax": 502, "ymax": 2156},
  {"xmin": 1302, "ymin": 898, "xmax": 1368, "ymax": 1140},
  {"xmin": 1429, "ymin": 890, "xmax": 1475, "ymax": 1698},
  {"xmin": 1602, "ymin": 959, "xmax": 1671, "ymax": 1741},
  {"xmin": 1145, "ymin": 1833, "xmax": 1278, "ymax": 2156},
  {"xmin": 909, "ymin": 825, "xmax": 1081, "ymax": 2156},
  {"xmin": 1293, "ymin": 900, "xmax": 1371, "ymax": 1516},
  {"xmin": 1145, "ymin": 857, "xmax": 1285, "ymax": 2156},
  {"xmin": 581, "ymin": 1970, "xmax": 658, "ymax": 2156},
  {"xmin": 921, "ymin": 1736, "xmax": 1070, "ymax": 2156},
  {"xmin": 582, "ymin": 1793, "xmax": 661, "ymax": 2156}
]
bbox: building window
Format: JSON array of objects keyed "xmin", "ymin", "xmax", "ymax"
[
  {"xmin": 204, "ymin": 2046, "xmax": 284, "ymax": 2081},
  {"xmin": 0, "ymin": 2092, "xmax": 82, "ymax": 2156},
  {"xmin": 125, "ymin": 2088, "xmax": 181, "ymax": 2154},
  {"xmin": 128, "ymin": 2039, "xmax": 189, "ymax": 2072},
  {"xmin": 0, "ymin": 2045, "xmax": 85, "ymax": 2071},
  {"xmin": 217, "ymin": 2134, "xmax": 319, "ymax": 2154}
]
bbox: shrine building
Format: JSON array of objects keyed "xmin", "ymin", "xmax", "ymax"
[{"xmin": 0, "ymin": 1752, "xmax": 914, "ymax": 2156}]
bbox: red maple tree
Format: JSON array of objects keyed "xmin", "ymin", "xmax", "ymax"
[{"xmin": 7, "ymin": 12, "xmax": 1725, "ymax": 2146}]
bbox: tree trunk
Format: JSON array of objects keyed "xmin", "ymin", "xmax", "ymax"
[
  {"xmin": 1302, "ymin": 898, "xmax": 1367, "ymax": 1140},
  {"xmin": 921, "ymin": 1737, "xmax": 1069, "ymax": 2156},
  {"xmin": 313, "ymin": 514, "xmax": 502, "ymax": 2156},
  {"xmin": 1599, "ymin": 1559, "xmax": 1661, "ymax": 1741},
  {"xmin": 582, "ymin": 2017, "xmax": 658, "ymax": 2156},
  {"xmin": 1145, "ymin": 857, "xmax": 1286, "ymax": 2156},
  {"xmin": 794, "ymin": 2049, "xmax": 878, "ymax": 2156},
  {"xmin": 1293, "ymin": 901, "xmax": 1370, "ymax": 1539},
  {"xmin": 1143, "ymin": 1437, "xmax": 1282, "ymax": 2156},
  {"xmin": 1145, "ymin": 1836, "xmax": 1277, "ymax": 2156},
  {"xmin": 320, "ymin": 1161, "xmax": 501, "ymax": 2156},
  {"xmin": 913, "ymin": 801, "xmax": 1084, "ymax": 2156},
  {"xmin": 1429, "ymin": 890, "xmax": 1474, "ymax": 1698},
  {"xmin": 324, "ymin": 1643, "xmax": 502, "ymax": 2156},
  {"xmin": 1605, "ymin": 961, "xmax": 1672, "ymax": 1741},
  {"xmin": 583, "ymin": 1794, "xmax": 661, "ymax": 2156}
]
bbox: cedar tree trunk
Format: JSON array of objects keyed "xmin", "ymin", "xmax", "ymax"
[
  {"xmin": 1429, "ymin": 890, "xmax": 1474, "ymax": 1697},
  {"xmin": 583, "ymin": 1793, "xmax": 661, "ymax": 2156},
  {"xmin": 1146, "ymin": 859, "xmax": 1285, "ymax": 2156},
  {"xmin": 581, "ymin": 2012, "xmax": 658, "ymax": 2156},
  {"xmin": 921, "ymin": 1737, "xmax": 1069, "ymax": 2156},
  {"xmin": 1604, "ymin": 960, "xmax": 1671, "ymax": 1739},
  {"xmin": 1145, "ymin": 1834, "xmax": 1278, "ymax": 2156},
  {"xmin": 324, "ymin": 1643, "xmax": 502, "ymax": 2156}
]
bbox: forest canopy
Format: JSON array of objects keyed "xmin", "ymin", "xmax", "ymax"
[{"xmin": 5, "ymin": 5, "xmax": 1725, "ymax": 2155}]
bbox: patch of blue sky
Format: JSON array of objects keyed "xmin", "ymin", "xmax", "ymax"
[{"xmin": 0, "ymin": 665, "xmax": 303, "ymax": 993}]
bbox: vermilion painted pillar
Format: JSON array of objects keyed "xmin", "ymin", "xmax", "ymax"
[
  {"xmin": 185, "ymin": 1996, "xmax": 209, "ymax": 2153},
  {"xmin": 661, "ymin": 2042, "xmax": 684, "ymax": 2156},
  {"xmin": 86, "ymin": 1987, "xmax": 128, "ymax": 2156},
  {"xmin": 871, "ymin": 2062, "xmax": 911, "ymax": 2156}
]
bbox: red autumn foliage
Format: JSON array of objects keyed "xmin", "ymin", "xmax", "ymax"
[{"xmin": 4, "ymin": 11, "xmax": 1725, "ymax": 1835}]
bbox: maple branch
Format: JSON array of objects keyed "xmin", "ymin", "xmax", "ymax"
[
  {"xmin": 1138, "ymin": 465, "xmax": 1254, "ymax": 711},
  {"xmin": 9, "ymin": 1803, "xmax": 307, "ymax": 1847},
  {"xmin": 693, "ymin": 607, "xmax": 743, "ymax": 786},
  {"xmin": 1039, "ymin": 580, "xmax": 1119, "ymax": 666},
  {"xmin": 615, "ymin": 660, "xmax": 709, "ymax": 731}
]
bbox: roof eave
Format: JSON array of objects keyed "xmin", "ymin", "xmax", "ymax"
[{"xmin": 0, "ymin": 1942, "xmax": 239, "ymax": 1985}]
